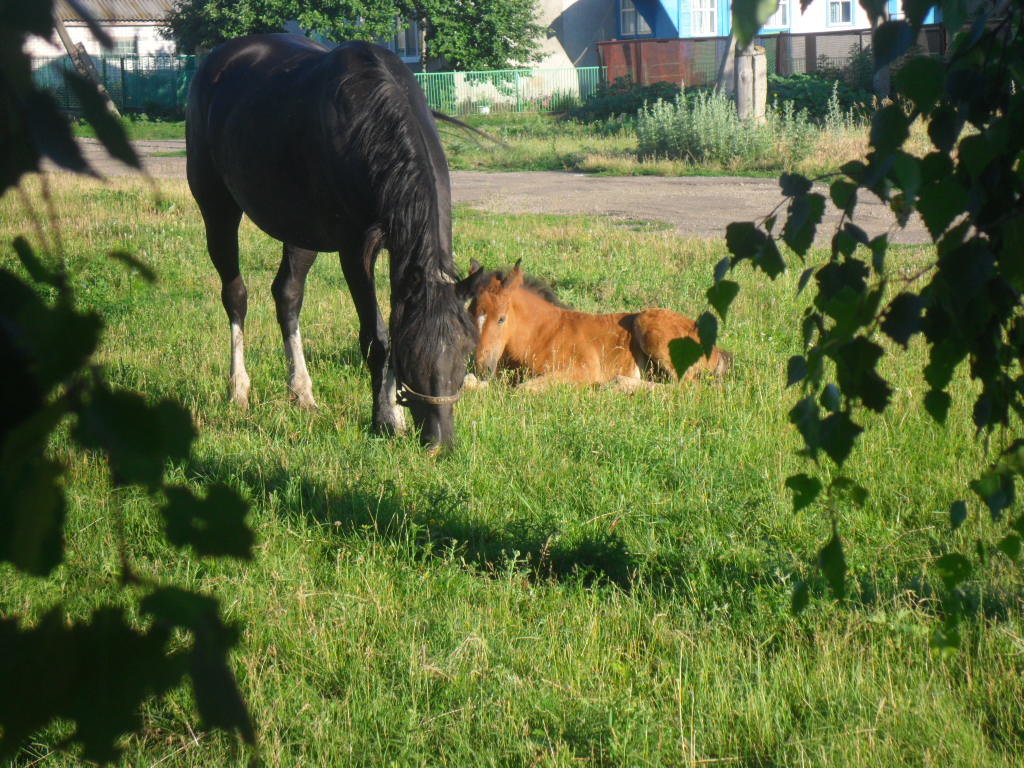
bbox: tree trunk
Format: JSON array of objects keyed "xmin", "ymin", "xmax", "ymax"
[
  {"xmin": 52, "ymin": 15, "xmax": 121, "ymax": 117},
  {"xmin": 716, "ymin": 34, "xmax": 738, "ymax": 95}
]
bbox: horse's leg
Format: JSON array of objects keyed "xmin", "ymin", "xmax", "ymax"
[
  {"xmin": 272, "ymin": 244, "xmax": 318, "ymax": 408},
  {"xmin": 339, "ymin": 242, "xmax": 406, "ymax": 435},
  {"xmin": 199, "ymin": 204, "xmax": 249, "ymax": 408}
]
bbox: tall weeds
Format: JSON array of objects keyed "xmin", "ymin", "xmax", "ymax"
[{"xmin": 636, "ymin": 89, "xmax": 817, "ymax": 171}]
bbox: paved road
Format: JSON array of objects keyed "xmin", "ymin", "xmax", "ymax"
[{"xmin": 68, "ymin": 138, "xmax": 931, "ymax": 245}]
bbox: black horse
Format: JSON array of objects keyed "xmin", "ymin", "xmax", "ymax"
[{"xmin": 186, "ymin": 33, "xmax": 476, "ymax": 448}]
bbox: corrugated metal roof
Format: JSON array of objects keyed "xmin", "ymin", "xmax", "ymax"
[{"xmin": 55, "ymin": 0, "xmax": 175, "ymax": 23}]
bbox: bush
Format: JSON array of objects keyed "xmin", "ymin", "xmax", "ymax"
[
  {"xmin": 571, "ymin": 77, "xmax": 682, "ymax": 122},
  {"xmin": 635, "ymin": 89, "xmax": 816, "ymax": 169},
  {"xmin": 767, "ymin": 73, "xmax": 872, "ymax": 123}
]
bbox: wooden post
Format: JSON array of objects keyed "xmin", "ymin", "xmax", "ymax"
[
  {"xmin": 52, "ymin": 14, "xmax": 121, "ymax": 117},
  {"xmin": 735, "ymin": 45, "xmax": 767, "ymax": 124}
]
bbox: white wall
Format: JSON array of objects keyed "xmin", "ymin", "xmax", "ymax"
[{"xmin": 25, "ymin": 23, "xmax": 177, "ymax": 59}]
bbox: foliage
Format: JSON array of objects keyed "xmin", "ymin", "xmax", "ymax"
[
  {"xmin": 165, "ymin": 0, "xmax": 544, "ymax": 70},
  {"xmin": 767, "ymin": 72, "xmax": 872, "ymax": 123},
  {"xmin": 636, "ymin": 90, "xmax": 816, "ymax": 170},
  {"xmin": 1, "ymin": 0, "xmax": 254, "ymax": 762},
  {"xmin": 718, "ymin": 0, "xmax": 1024, "ymax": 645},
  {"xmin": 570, "ymin": 77, "xmax": 682, "ymax": 123},
  {"xmin": 413, "ymin": 0, "xmax": 545, "ymax": 71}
]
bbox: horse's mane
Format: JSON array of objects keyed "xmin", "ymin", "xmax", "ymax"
[
  {"xmin": 487, "ymin": 268, "xmax": 574, "ymax": 310},
  {"xmin": 332, "ymin": 44, "xmax": 474, "ymax": 374}
]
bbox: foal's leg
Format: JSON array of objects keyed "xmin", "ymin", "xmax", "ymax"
[
  {"xmin": 339, "ymin": 243, "xmax": 406, "ymax": 435},
  {"xmin": 272, "ymin": 244, "xmax": 318, "ymax": 408}
]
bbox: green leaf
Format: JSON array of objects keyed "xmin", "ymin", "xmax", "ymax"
[
  {"xmin": 726, "ymin": 222, "xmax": 767, "ymax": 264},
  {"xmin": 12, "ymin": 237, "xmax": 60, "ymax": 287},
  {"xmin": 780, "ymin": 173, "xmax": 812, "ymax": 196},
  {"xmin": 668, "ymin": 337, "xmax": 702, "ymax": 379},
  {"xmin": 869, "ymin": 235, "xmax": 888, "ymax": 274},
  {"xmin": 970, "ymin": 471, "xmax": 1014, "ymax": 520},
  {"xmin": 881, "ymin": 293, "xmax": 923, "ymax": 348},
  {"xmin": 731, "ymin": 0, "xmax": 779, "ymax": 47},
  {"xmin": 706, "ymin": 279, "xmax": 740, "ymax": 320},
  {"xmin": 830, "ymin": 179, "xmax": 857, "ymax": 212},
  {"xmin": 786, "ymin": 355, "xmax": 807, "ymax": 387},
  {"xmin": 934, "ymin": 552, "xmax": 972, "ymax": 589},
  {"xmin": 783, "ymin": 193, "xmax": 826, "ymax": 257},
  {"xmin": 161, "ymin": 484, "xmax": 253, "ymax": 559},
  {"xmin": 817, "ymin": 531, "xmax": 847, "ymax": 600},
  {"xmin": 924, "ymin": 389, "xmax": 951, "ymax": 424},
  {"xmin": 832, "ymin": 338, "xmax": 891, "ymax": 413},
  {"xmin": 73, "ymin": 388, "xmax": 196, "ymax": 489},
  {"xmin": 957, "ymin": 133, "xmax": 994, "ymax": 179},
  {"xmin": 820, "ymin": 411, "xmax": 863, "ymax": 465},
  {"xmin": 26, "ymin": 90, "xmax": 93, "ymax": 177},
  {"xmin": 713, "ymin": 257, "xmax": 732, "ymax": 283},
  {"xmin": 785, "ymin": 473, "xmax": 822, "ymax": 511},
  {"xmin": 696, "ymin": 312, "xmax": 718, "ymax": 358},
  {"xmin": 870, "ymin": 104, "xmax": 910, "ymax": 154},
  {"xmin": 791, "ymin": 580, "xmax": 810, "ymax": 614},
  {"xmin": 949, "ymin": 500, "xmax": 968, "ymax": 530},
  {"xmin": 918, "ymin": 180, "xmax": 968, "ymax": 239},
  {"xmin": 873, "ymin": 20, "xmax": 915, "ymax": 70},
  {"xmin": 928, "ymin": 107, "xmax": 961, "ymax": 152},
  {"xmin": 820, "ymin": 383, "xmax": 842, "ymax": 413},
  {"xmin": 895, "ymin": 56, "xmax": 945, "ymax": 112},
  {"xmin": 997, "ymin": 534, "xmax": 1021, "ymax": 561},
  {"xmin": 789, "ymin": 396, "xmax": 821, "ymax": 456},
  {"xmin": 829, "ymin": 476, "xmax": 868, "ymax": 507},
  {"xmin": 797, "ymin": 267, "xmax": 815, "ymax": 294}
]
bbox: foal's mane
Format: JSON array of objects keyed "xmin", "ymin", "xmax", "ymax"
[{"xmin": 489, "ymin": 269, "xmax": 573, "ymax": 310}]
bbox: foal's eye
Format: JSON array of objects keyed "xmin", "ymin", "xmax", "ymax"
[{"xmin": 498, "ymin": 316, "xmax": 507, "ymax": 325}]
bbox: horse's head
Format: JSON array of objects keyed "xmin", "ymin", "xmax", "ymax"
[
  {"xmin": 392, "ymin": 268, "xmax": 478, "ymax": 451},
  {"xmin": 459, "ymin": 259, "xmax": 523, "ymax": 380}
]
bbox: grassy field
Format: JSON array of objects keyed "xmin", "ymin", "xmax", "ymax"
[{"xmin": 3, "ymin": 175, "xmax": 1022, "ymax": 767}]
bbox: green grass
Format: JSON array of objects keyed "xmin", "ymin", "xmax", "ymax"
[
  {"xmin": 72, "ymin": 115, "xmax": 186, "ymax": 141},
  {"xmin": 3, "ymin": 176, "xmax": 1022, "ymax": 767}
]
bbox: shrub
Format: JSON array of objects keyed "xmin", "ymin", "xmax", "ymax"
[
  {"xmin": 767, "ymin": 73, "xmax": 872, "ymax": 123},
  {"xmin": 571, "ymin": 77, "xmax": 682, "ymax": 122},
  {"xmin": 635, "ymin": 89, "xmax": 816, "ymax": 170}
]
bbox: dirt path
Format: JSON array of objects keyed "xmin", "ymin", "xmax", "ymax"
[{"xmin": 68, "ymin": 138, "xmax": 931, "ymax": 245}]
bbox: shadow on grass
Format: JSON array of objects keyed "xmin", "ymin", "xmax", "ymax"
[
  {"xmin": 184, "ymin": 458, "xmax": 637, "ymax": 588},
  {"xmin": 182, "ymin": 456, "xmax": 1024, "ymax": 625}
]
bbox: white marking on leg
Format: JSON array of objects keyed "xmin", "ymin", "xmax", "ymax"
[
  {"xmin": 229, "ymin": 322, "xmax": 251, "ymax": 409},
  {"xmin": 283, "ymin": 327, "xmax": 317, "ymax": 408},
  {"xmin": 383, "ymin": 366, "xmax": 407, "ymax": 433}
]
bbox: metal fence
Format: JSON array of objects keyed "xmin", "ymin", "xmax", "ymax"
[
  {"xmin": 417, "ymin": 67, "xmax": 605, "ymax": 116},
  {"xmin": 31, "ymin": 54, "xmax": 198, "ymax": 115},
  {"xmin": 30, "ymin": 54, "xmax": 605, "ymax": 118}
]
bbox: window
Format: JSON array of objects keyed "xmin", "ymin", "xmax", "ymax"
[
  {"xmin": 765, "ymin": 0, "xmax": 789, "ymax": 27},
  {"xmin": 111, "ymin": 36, "xmax": 137, "ymax": 57},
  {"xmin": 889, "ymin": 0, "xmax": 904, "ymax": 18},
  {"xmin": 620, "ymin": 0, "xmax": 652, "ymax": 37},
  {"xmin": 692, "ymin": 0, "xmax": 717, "ymax": 36},
  {"xmin": 827, "ymin": 0, "xmax": 852, "ymax": 24}
]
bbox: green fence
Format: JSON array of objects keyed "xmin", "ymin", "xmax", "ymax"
[
  {"xmin": 415, "ymin": 67, "xmax": 606, "ymax": 116},
  {"xmin": 30, "ymin": 55, "xmax": 605, "ymax": 118},
  {"xmin": 31, "ymin": 55, "xmax": 199, "ymax": 116}
]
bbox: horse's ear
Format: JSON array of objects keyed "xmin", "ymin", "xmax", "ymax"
[
  {"xmin": 502, "ymin": 260, "xmax": 524, "ymax": 290},
  {"xmin": 455, "ymin": 260, "xmax": 488, "ymax": 301}
]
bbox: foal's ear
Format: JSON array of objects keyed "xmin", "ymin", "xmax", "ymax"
[{"xmin": 502, "ymin": 259, "xmax": 524, "ymax": 290}]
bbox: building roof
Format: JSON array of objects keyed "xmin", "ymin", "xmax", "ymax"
[{"xmin": 55, "ymin": 0, "xmax": 175, "ymax": 23}]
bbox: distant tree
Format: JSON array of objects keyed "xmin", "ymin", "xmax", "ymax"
[{"xmin": 166, "ymin": 0, "xmax": 545, "ymax": 70}]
